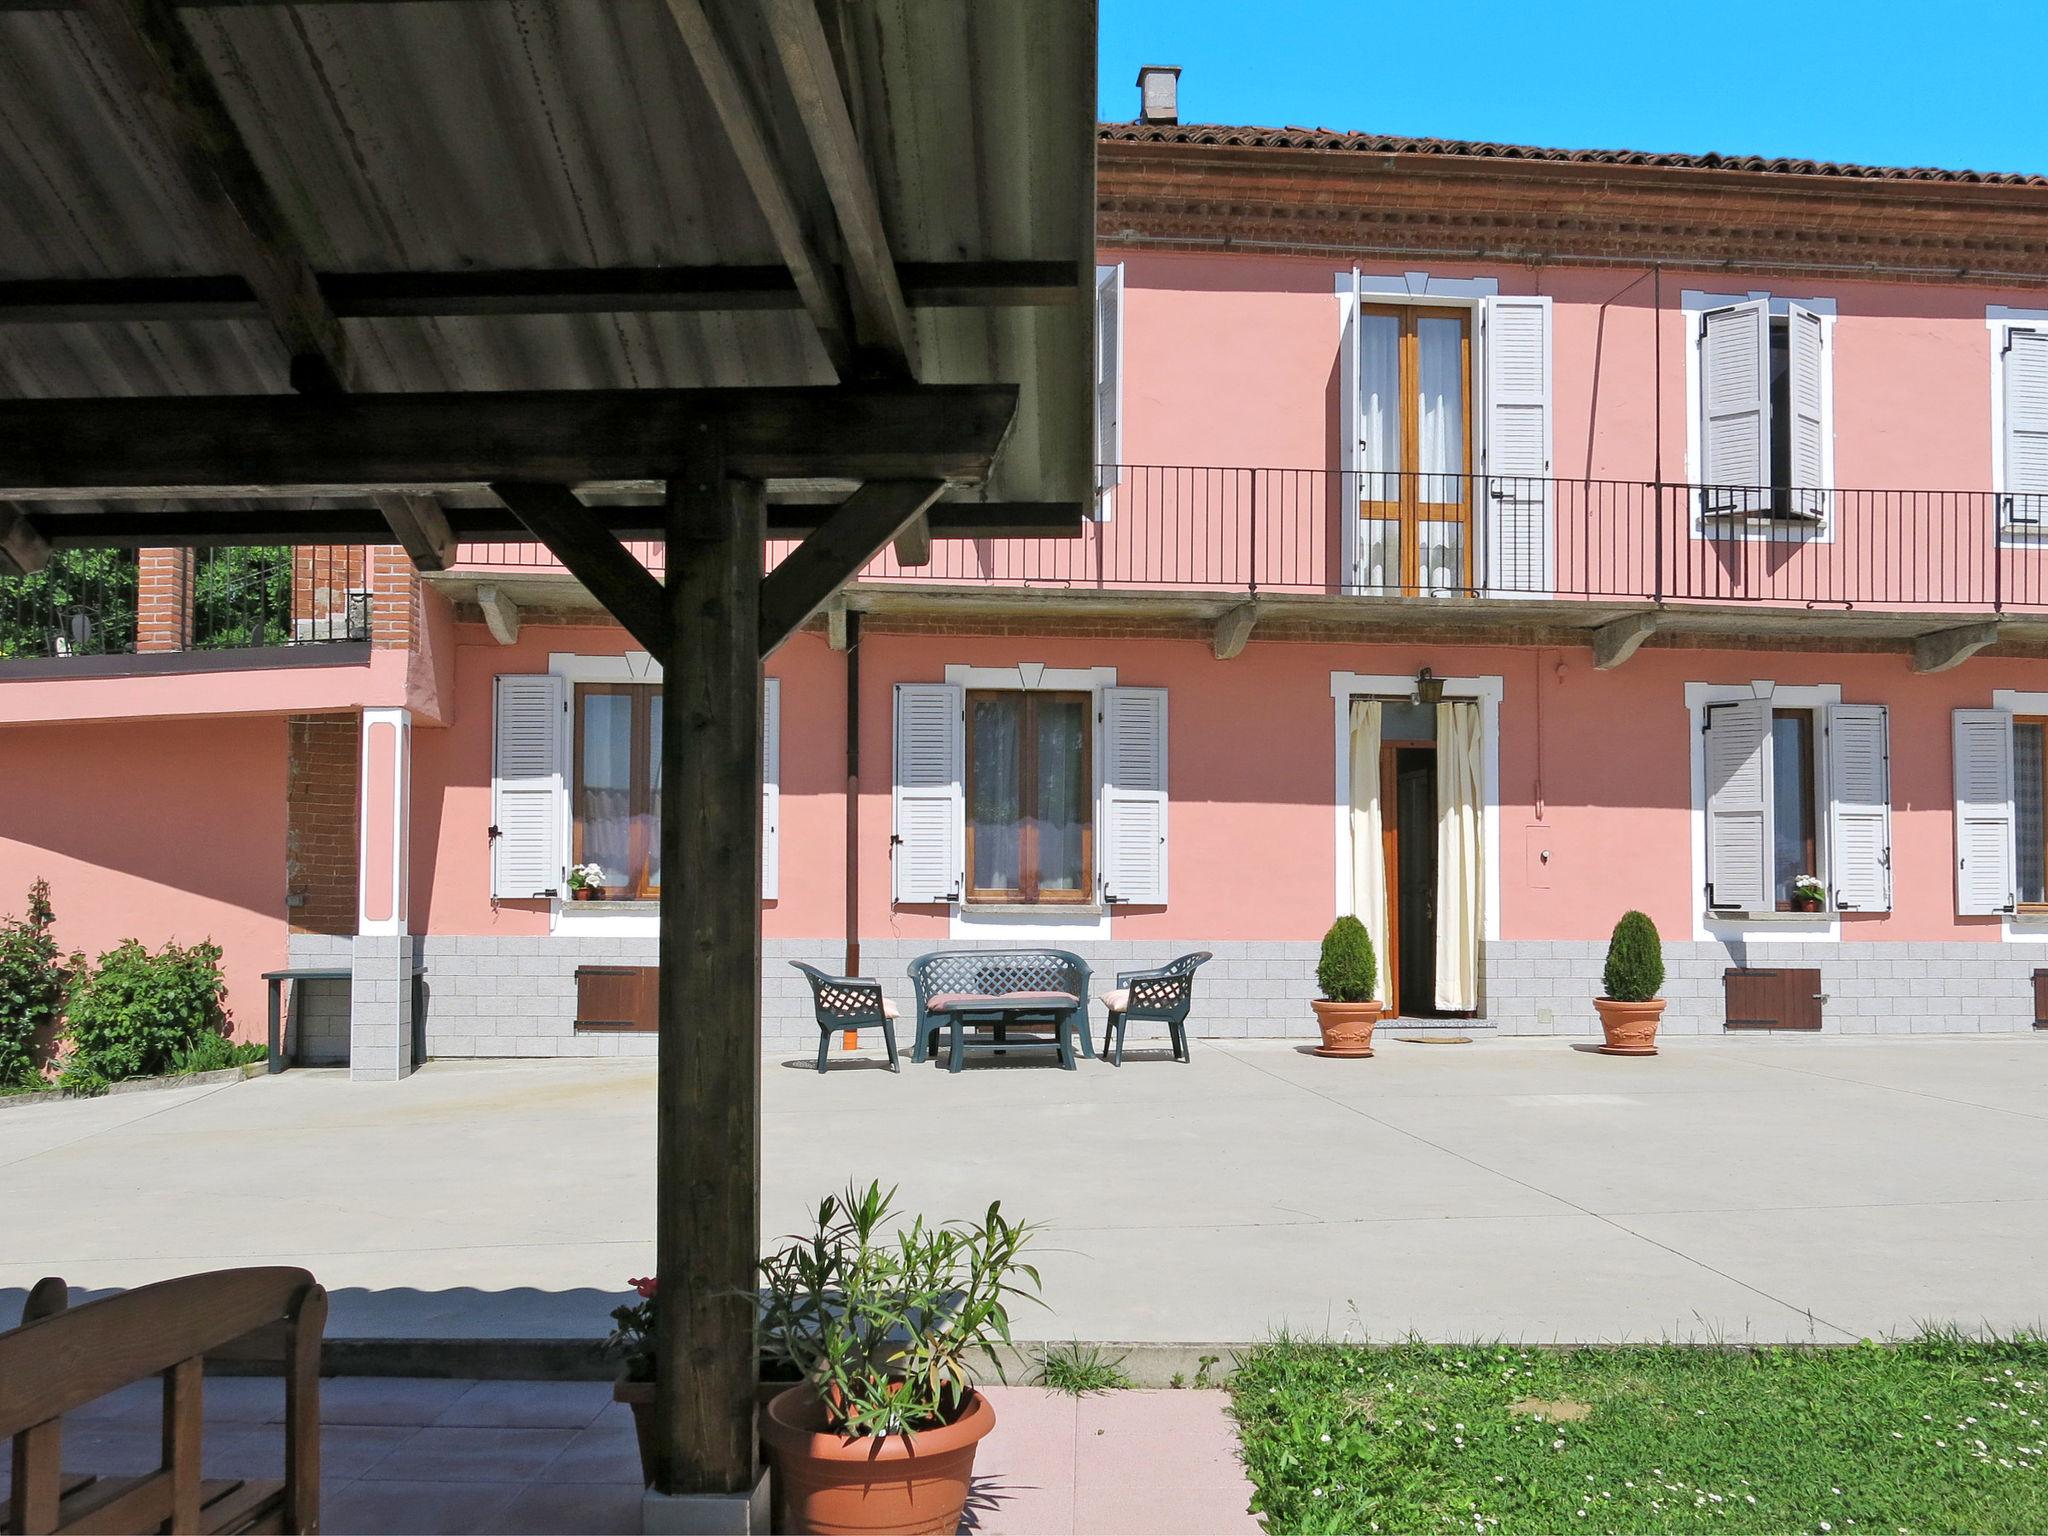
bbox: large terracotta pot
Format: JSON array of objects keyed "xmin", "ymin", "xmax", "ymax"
[
  {"xmin": 1595, "ymin": 997, "xmax": 1666, "ymax": 1056},
  {"xmin": 762, "ymin": 1383, "xmax": 995, "ymax": 1536},
  {"xmin": 1311, "ymin": 998, "xmax": 1383, "ymax": 1058}
]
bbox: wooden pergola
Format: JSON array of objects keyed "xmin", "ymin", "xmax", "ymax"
[{"xmin": 0, "ymin": 0, "xmax": 1095, "ymax": 1519}]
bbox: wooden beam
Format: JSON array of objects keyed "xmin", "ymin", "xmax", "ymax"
[
  {"xmin": 72, "ymin": 0, "xmax": 468, "ymax": 571},
  {"xmin": 760, "ymin": 0, "xmax": 918, "ymax": 375},
  {"xmin": 370, "ymin": 492, "xmax": 457, "ymax": 572},
  {"xmin": 74, "ymin": 0, "xmax": 355, "ymax": 396},
  {"xmin": 891, "ymin": 514, "xmax": 932, "ymax": 568},
  {"xmin": 1591, "ymin": 611, "xmax": 1660, "ymax": 669},
  {"xmin": 661, "ymin": 0, "xmax": 856, "ymax": 376},
  {"xmin": 488, "ymin": 482, "xmax": 670, "ymax": 655},
  {"xmin": 1912, "ymin": 619, "xmax": 2002, "ymax": 673},
  {"xmin": 474, "ymin": 584, "xmax": 521, "ymax": 646},
  {"xmin": 1212, "ymin": 599, "xmax": 1258, "ymax": 660},
  {"xmin": 28, "ymin": 496, "xmax": 1085, "ymax": 547},
  {"xmin": 759, "ymin": 480, "xmax": 944, "ymax": 655},
  {"xmin": 0, "ymin": 262, "xmax": 1081, "ymax": 325},
  {"xmin": 653, "ymin": 454, "xmax": 763, "ymax": 1502},
  {"xmin": 0, "ymin": 506, "xmax": 52, "ymax": 575},
  {"xmin": 0, "ymin": 384, "xmax": 1020, "ymax": 494}
]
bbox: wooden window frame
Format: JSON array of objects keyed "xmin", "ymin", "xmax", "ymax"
[
  {"xmin": 2016, "ymin": 715, "xmax": 2048, "ymax": 912},
  {"xmin": 572, "ymin": 681, "xmax": 661, "ymax": 901},
  {"xmin": 1358, "ymin": 302, "xmax": 1474, "ymax": 593},
  {"xmin": 964, "ymin": 689, "xmax": 1094, "ymax": 905},
  {"xmin": 1771, "ymin": 707, "xmax": 1819, "ymax": 912}
]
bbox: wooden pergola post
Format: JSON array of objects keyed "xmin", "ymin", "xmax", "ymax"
[{"xmin": 652, "ymin": 436, "xmax": 767, "ymax": 1517}]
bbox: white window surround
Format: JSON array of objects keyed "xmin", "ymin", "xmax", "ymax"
[
  {"xmin": 1982, "ymin": 688, "xmax": 2048, "ymax": 939},
  {"xmin": 1335, "ymin": 270, "xmax": 1502, "ymax": 301},
  {"xmin": 1333, "ymin": 269, "xmax": 1551, "ymax": 597},
  {"xmin": 1986, "ymin": 308, "xmax": 2048, "ymax": 546},
  {"xmin": 1684, "ymin": 680, "xmax": 1841, "ymax": 941},
  {"xmin": 938, "ymin": 663, "xmax": 1118, "ymax": 940},
  {"xmin": 1681, "ymin": 289, "xmax": 1839, "ymax": 545},
  {"xmin": 1328, "ymin": 671, "xmax": 1503, "ymax": 943},
  {"xmin": 541, "ymin": 652, "xmax": 776, "ymax": 936}
]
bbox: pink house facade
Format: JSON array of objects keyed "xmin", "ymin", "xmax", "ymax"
[{"xmin": 14, "ymin": 108, "xmax": 2048, "ymax": 1073}]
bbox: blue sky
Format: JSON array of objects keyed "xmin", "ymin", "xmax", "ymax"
[{"xmin": 1099, "ymin": 1, "xmax": 2047, "ymax": 176}]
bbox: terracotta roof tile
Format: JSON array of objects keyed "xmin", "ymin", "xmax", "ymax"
[{"xmin": 1098, "ymin": 121, "xmax": 2048, "ymax": 188}]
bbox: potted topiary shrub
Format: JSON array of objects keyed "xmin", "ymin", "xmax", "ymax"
[
  {"xmin": 1311, "ymin": 915, "xmax": 1382, "ymax": 1058},
  {"xmin": 1596, "ymin": 910, "xmax": 1666, "ymax": 1055},
  {"xmin": 757, "ymin": 1181, "xmax": 1040, "ymax": 1536}
]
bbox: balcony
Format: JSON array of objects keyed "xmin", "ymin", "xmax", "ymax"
[
  {"xmin": 0, "ymin": 546, "xmax": 375, "ymax": 664},
  {"xmin": 445, "ymin": 467, "xmax": 2048, "ymax": 653}
]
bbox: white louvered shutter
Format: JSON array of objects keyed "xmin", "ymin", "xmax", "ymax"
[
  {"xmin": 1953, "ymin": 708, "xmax": 2017, "ymax": 916},
  {"xmin": 1786, "ymin": 303, "xmax": 1828, "ymax": 520},
  {"xmin": 1826, "ymin": 704, "xmax": 1891, "ymax": 912},
  {"xmin": 1700, "ymin": 299, "xmax": 1770, "ymax": 514},
  {"xmin": 2001, "ymin": 328, "xmax": 2048, "ymax": 527},
  {"xmin": 1338, "ymin": 279, "xmax": 1360, "ymax": 592},
  {"xmin": 1100, "ymin": 686, "xmax": 1168, "ymax": 905},
  {"xmin": 491, "ymin": 673, "xmax": 567, "ymax": 900},
  {"xmin": 761, "ymin": 678, "xmax": 781, "ymax": 901},
  {"xmin": 1482, "ymin": 294, "xmax": 1553, "ymax": 596},
  {"xmin": 1703, "ymin": 696, "xmax": 1775, "ymax": 912},
  {"xmin": 892, "ymin": 683, "xmax": 963, "ymax": 904},
  {"xmin": 1095, "ymin": 264, "xmax": 1124, "ymax": 505}
]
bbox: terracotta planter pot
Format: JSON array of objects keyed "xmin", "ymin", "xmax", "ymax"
[
  {"xmin": 614, "ymin": 1377, "xmax": 656, "ymax": 1485},
  {"xmin": 762, "ymin": 1383, "xmax": 995, "ymax": 1536},
  {"xmin": 1594, "ymin": 996, "xmax": 1666, "ymax": 1056},
  {"xmin": 1310, "ymin": 998, "xmax": 1383, "ymax": 1058},
  {"xmin": 572, "ymin": 886, "xmax": 595, "ymax": 901}
]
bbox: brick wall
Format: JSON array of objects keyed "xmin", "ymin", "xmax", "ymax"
[
  {"xmin": 286, "ymin": 713, "xmax": 360, "ymax": 936},
  {"xmin": 134, "ymin": 549, "xmax": 194, "ymax": 653}
]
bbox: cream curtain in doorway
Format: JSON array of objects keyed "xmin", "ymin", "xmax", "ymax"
[
  {"xmin": 1348, "ymin": 699, "xmax": 1391, "ymax": 1005},
  {"xmin": 1435, "ymin": 699, "xmax": 1482, "ymax": 1010}
]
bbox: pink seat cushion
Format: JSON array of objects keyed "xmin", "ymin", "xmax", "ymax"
[{"xmin": 926, "ymin": 990, "xmax": 1080, "ymax": 1013}]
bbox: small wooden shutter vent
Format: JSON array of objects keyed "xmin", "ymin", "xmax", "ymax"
[
  {"xmin": 1723, "ymin": 968, "xmax": 1823, "ymax": 1031},
  {"xmin": 575, "ymin": 965, "xmax": 658, "ymax": 1032}
]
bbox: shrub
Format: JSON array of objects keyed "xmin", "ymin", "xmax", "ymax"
[
  {"xmin": 0, "ymin": 878, "xmax": 68, "ymax": 1087},
  {"xmin": 64, "ymin": 938, "xmax": 228, "ymax": 1083},
  {"xmin": 167, "ymin": 1033, "xmax": 268, "ymax": 1076},
  {"xmin": 1602, "ymin": 910, "xmax": 1665, "ymax": 1002},
  {"xmin": 1316, "ymin": 916, "xmax": 1378, "ymax": 1003},
  {"xmin": 757, "ymin": 1181, "xmax": 1040, "ymax": 1437}
]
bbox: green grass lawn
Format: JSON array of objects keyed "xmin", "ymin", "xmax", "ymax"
[{"xmin": 1230, "ymin": 1335, "xmax": 2048, "ymax": 1535}]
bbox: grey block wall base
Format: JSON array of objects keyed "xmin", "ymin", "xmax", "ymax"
[{"xmin": 641, "ymin": 1473, "xmax": 769, "ymax": 1535}]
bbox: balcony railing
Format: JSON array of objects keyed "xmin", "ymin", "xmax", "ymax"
[
  {"xmin": 450, "ymin": 466, "xmax": 2048, "ymax": 618},
  {"xmin": 0, "ymin": 546, "xmax": 374, "ymax": 660}
]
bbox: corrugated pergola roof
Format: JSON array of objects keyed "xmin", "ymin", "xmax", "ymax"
[{"xmin": 0, "ymin": 0, "xmax": 1095, "ymax": 558}]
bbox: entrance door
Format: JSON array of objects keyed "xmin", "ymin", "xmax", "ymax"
[
  {"xmin": 1380, "ymin": 740, "xmax": 1441, "ymax": 1018},
  {"xmin": 1358, "ymin": 304, "xmax": 1474, "ymax": 594}
]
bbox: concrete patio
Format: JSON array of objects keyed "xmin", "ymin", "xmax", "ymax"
[
  {"xmin": 4, "ymin": 1034, "xmax": 2047, "ymax": 1345},
  {"xmin": 0, "ymin": 1377, "xmax": 1258, "ymax": 1535}
]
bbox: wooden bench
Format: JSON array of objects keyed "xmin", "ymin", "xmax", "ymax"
[{"xmin": 2, "ymin": 1267, "xmax": 326, "ymax": 1535}]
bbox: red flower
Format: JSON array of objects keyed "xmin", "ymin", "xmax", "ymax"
[{"xmin": 630, "ymin": 1276, "xmax": 658, "ymax": 1299}]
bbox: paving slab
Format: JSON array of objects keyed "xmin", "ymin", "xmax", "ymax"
[{"xmin": 4, "ymin": 1037, "xmax": 2046, "ymax": 1344}]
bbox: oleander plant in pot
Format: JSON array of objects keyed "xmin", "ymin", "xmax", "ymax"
[
  {"xmin": 1596, "ymin": 909, "xmax": 1667, "ymax": 1056},
  {"xmin": 757, "ymin": 1179, "xmax": 1040, "ymax": 1536},
  {"xmin": 1311, "ymin": 915, "xmax": 1382, "ymax": 1058}
]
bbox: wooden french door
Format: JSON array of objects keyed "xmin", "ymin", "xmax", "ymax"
[
  {"xmin": 1379, "ymin": 740, "xmax": 1440, "ymax": 1018},
  {"xmin": 1358, "ymin": 304, "xmax": 1475, "ymax": 594}
]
